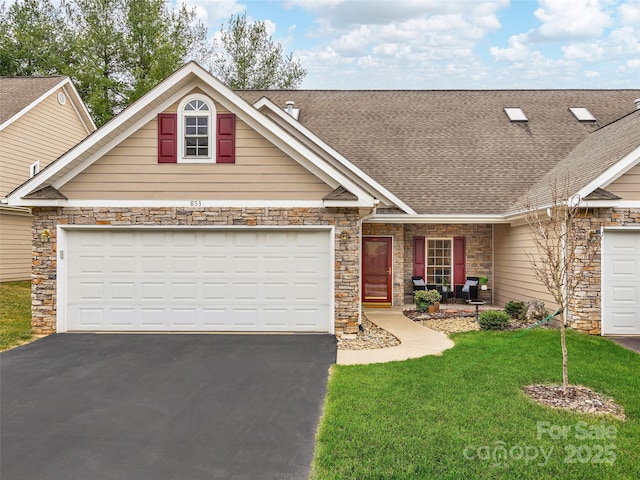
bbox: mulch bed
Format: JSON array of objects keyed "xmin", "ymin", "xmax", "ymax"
[{"xmin": 523, "ymin": 384, "xmax": 626, "ymax": 420}]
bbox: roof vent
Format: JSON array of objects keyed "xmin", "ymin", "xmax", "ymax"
[
  {"xmin": 635, "ymin": 98, "xmax": 640, "ymax": 110},
  {"xmin": 284, "ymin": 100, "xmax": 300, "ymax": 120},
  {"xmin": 569, "ymin": 107, "xmax": 596, "ymax": 122},
  {"xmin": 504, "ymin": 107, "xmax": 528, "ymax": 122}
]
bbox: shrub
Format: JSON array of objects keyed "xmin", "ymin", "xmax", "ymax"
[
  {"xmin": 478, "ymin": 310, "xmax": 511, "ymax": 330},
  {"xmin": 414, "ymin": 289, "xmax": 442, "ymax": 312},
  {"xmin": 504, "ymin": 301, "xmax": 526, "ymax": 319}
]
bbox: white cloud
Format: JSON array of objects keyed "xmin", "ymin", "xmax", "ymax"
[
  {"xmin": 490, "ymin": 33, "xmax": 532, "ymax": 62},
  {"xmin": 533, "ymin": 0, "xmax": 614, "ymax": 40},
  {"xmin": 285, "ymin": 1, "xmax": 509, "ymax": 89},
  {"xmin": 180, "ymin": 0, "xmax": 245, "ymax": 25}
]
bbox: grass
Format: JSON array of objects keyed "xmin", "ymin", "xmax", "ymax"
[
  {"xmin": 311, "ymin": 329, "xmax": 640, "ymax": 479},
  {"xmin": 0, "ymin": 281, "xmax": 33, "ymax": 351}
]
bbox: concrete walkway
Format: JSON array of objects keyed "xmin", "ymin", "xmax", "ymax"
[{"xmin": 336, "ymin": 307, "xmax": 455, "ymax": 365}]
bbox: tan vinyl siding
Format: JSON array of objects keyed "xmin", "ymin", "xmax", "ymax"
[
  {"xmin": 0, "ymin": 88, "xmax": 89, "ymax": 197},
  {"xmin": 60, "ymin": 115, "xmax": 333, "ymax": 201},
  {"xmin": 494, "ymin": 223, "xmax": 558, "ymax": 310},
  {"xmin": 606, "ymin": 164, "xmax": 640, "ymax": 200},
  {"xmin": 0, "ymin": 210, "xmax": 32, "ymax": 281}
]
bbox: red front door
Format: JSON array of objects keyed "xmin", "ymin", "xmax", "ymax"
[{"xmin": 362, "ymin": 237, "xmax": 392, "ymax": 303}]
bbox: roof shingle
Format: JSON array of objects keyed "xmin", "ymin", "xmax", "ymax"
[{"xmin": 239, "ymin": 90, "xmax": 640, "ymax": 215}]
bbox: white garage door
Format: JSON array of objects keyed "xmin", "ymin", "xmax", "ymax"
[
  {"xmin": 64, "ymin": 229, "xmax": 332, "ymax": 332},
  {"xmin": 602, "ymin": 229, "xmax": 640, "ymax": 335}
]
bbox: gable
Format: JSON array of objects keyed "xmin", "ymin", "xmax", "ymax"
[
  {"xmin": 58, "ymin": 89, "xmax": 333, "ymax": 201},
  {"xmin": 0, "ymin": 84, "xmax": 92, "ymax": 197},
  {"xmin": 606, "ymin": 164, "xmax": 640, "ymax": 200}
]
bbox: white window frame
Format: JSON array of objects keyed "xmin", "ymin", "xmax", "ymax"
[
  {"xmin": 178, "ymin": 94, "xmax": 215, "ymax": 163},
  {"xmin": 425, "ymin": 238, "xmax": 453, "ymax": 288},
  {"xmin": 30, "ymin": 160, "xmax": 40, "ymax": 178}
]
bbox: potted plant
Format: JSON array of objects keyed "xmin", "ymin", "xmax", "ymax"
[
  {"xmin": 414, "ymin": 289, "xmax": 442, "ymax": 313},
  {"xmin": 441, "ymin": 278, "xmax": 449, "ymax": 293},
  {"xmin": 479, "ymin": 276, "xmax": 489, "ymax": 291}
]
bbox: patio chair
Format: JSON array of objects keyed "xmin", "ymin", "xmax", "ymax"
[
  {"xmin": 455, "ymin": 276, "xmax": 479, "ymax": 301},
  {"xmin": 412, "ymin": 276, "xmax": 426, "ymax": 291}
]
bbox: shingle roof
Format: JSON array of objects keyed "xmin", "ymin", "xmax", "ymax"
[
  {"xmin": 0, "ymin": 76, "xmax": 66, "ymax": 125},
  {"xmin": 238, "ymin": 90, "xmax": 640, "ymax": 215},
  {"xmin": 520, "ymin": 109, "xmax": 640, "ymax": 211}
]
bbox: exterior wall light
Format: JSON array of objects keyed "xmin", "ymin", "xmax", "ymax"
[
  {"xmin": 40, "ymin": 229, "xmax": 51, "ymax": 242},
  {"xmin": 341, "ymin": 230, "xmax": 349, "ymax": 242}
]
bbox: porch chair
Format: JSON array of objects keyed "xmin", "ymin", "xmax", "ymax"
[
  {"xmin": 412, "ymin": 276, "xmax": 426, "ymax": 292},
  {"xmin": 455, "ymin": 276, "xmax": 479, "ymax": 301}
]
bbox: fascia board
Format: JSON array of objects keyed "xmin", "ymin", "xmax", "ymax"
[
  {"xmin": 576, "ymin": 144, "xmax": 640, "ymax": 200},
  {"xmin": 254, "ymin": 97, "xmax": 417, "ymax": 215},
  {"xmin": 52, "ymin": 83, "xmax": 196, "ymax": 189},
  {"xmin": 0, "ymin": 77, "xmax": 68, "ymax": 131},
  {"xmin": 8, "ymin": 64, "xmax": 204, "ymax": 203},
  {"xmin": 193, "ymin": 84, "xmax": 376, "ymax": 206},
  {"xmin": 8, "ymin": 199, "xmax": 329, "ymax": 208},
  {"xmin": 62, "ymin": 79, "xmax": 97, "ymax": 133},
  {"xmin": 367, "ymin": 214, "xmax": 508, "ymax": 224},
  {"xmin": 583, "ymin": 199, "xmax": 640, "ymax": 208},
  {"xmin": 10, "ymin": 62, "xmax": 374, "ymax": 208}
]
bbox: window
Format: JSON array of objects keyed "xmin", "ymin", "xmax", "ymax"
[
  {"xmin": 426, "ymin": 239, "xmax": 452, "ymax": 287},
  {"xmin": 178, "ymin": 95, "xmax": 214, "ymax": 162},
  {"xmin": 504, "ymin": 107, "xmax": 528, "ymax": 122}
]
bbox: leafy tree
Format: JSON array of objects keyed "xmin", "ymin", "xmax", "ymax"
[
  {"xmin": 0, "ymin": 0, "xmax": 74, "ymax": 76},
  {"xmin": 65, "ymin": 0, "xmax": 127, "ymax": 125},
  {"xmin": 211, "ymin": 13, "xmax": 306, "ymax": 89},
  {"xmin": 1, "ymin": 0, "xmax": 207, "ymax": 126},
  {"xmin": 124, "ymin": 0, "xmax": 208, "ymax": 104}
]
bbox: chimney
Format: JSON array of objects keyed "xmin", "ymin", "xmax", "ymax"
[{"xmin": 635, "ymin": 98, "xmax": 640, "ymax": 110}]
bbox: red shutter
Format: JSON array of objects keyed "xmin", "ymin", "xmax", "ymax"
[
  {"xmin": 453, "ymin": 236, "xmax": 466, "ymax": 288},
  {"xmin": 157, "ymin": 113, "xmax": 177, "ymax": 163},
  {"xmin": 216, "ymin": 113, "xmax": 235, "ymax": 163},
  {"xmin": 413, "ymin": 236, "xmax": 425, "ymax": 278}
]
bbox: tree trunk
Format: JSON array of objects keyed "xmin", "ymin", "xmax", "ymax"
[{"xmin": 561, "ymin": 315, "xmax": 569, "ymax": 393}]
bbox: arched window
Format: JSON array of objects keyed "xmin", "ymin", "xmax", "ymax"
[{"xmin": 178, "ymin": 95, "xmax": 214, "ymax": 162}]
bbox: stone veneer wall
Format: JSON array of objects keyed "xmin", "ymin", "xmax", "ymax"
[
  {"xmin": 361, "ymin": 224, "xmax": 404, "ymax": 305},
  {"xmin": 31, "ymin": 207, "xmax": 362, "ymax": 335},
  {"xmin": 362, "ymin": 223, "xmax": 493, "ymax": 305},
  {"xmin": 570, "ymin": 208, "xmax": 640, "ymax": 334}
]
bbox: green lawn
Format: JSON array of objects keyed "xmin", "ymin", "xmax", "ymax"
[
  {"xmin": 0, "ymin": 281, "xmax": 33, "ymax": 351},
  {"xmin": 312, "ymin": 329, "xmax": 640, "ymax": 479}
]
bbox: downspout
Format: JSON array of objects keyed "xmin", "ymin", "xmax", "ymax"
[{"xmin": 357, "ymin": 200, "xmax": 380, "ymax": 327}]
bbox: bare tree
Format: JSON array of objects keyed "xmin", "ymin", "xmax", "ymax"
[{"xmin": 521, "ymin": 175, "xmax": 599, "ymax": 391}]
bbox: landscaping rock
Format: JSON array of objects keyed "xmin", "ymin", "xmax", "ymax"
[{"xmin": 337, "ymin": 316, "xmax": 400, "ymax": 350}]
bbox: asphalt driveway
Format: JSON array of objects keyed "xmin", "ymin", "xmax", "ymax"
[{"xmin": 1, "ymin": 333, "xmax": 336, "ymax": 480}]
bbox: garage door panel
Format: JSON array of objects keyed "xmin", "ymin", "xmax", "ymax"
[
  {"xmin": 66, "ymin": 229, "xmax": 332, "ymax": 332},
  {"xmin": 602, "ymin": 230, "xmax": 640, "ymax": 335}
]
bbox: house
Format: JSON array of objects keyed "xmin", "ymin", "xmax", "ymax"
[
  {"xmin": 5, "ymin": 63, "xmax": 640, "ymax": 336},
  {"xmin": 0, "ymin": 76, "xmax": 95, "ymax": 282}
]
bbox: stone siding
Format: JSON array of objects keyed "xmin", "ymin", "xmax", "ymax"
[
  {"xmin": 31, "ymin": 207, "xmax": 363, "ymax": 335},
  {"xmin": 570, "ymin": 208, "xmax": 640, "ymax": 334}
]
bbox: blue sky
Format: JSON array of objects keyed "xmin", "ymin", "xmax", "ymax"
[{"xmin": 184, "ymin": 0, "xmax": 640, "ymax": 89}]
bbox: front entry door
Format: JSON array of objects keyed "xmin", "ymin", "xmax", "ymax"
[{"xmin": 362, "ymin": 237, "xmax": 392, "ymax": 304}]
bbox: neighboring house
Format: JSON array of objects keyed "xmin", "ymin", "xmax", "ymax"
[
  {"xmin": 5, "ymin": 63, "xmax": 640, "ymax": 336},
  {"xmin": 0, "ymin": 77, "xmax": 95, "ymax": 281}
]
